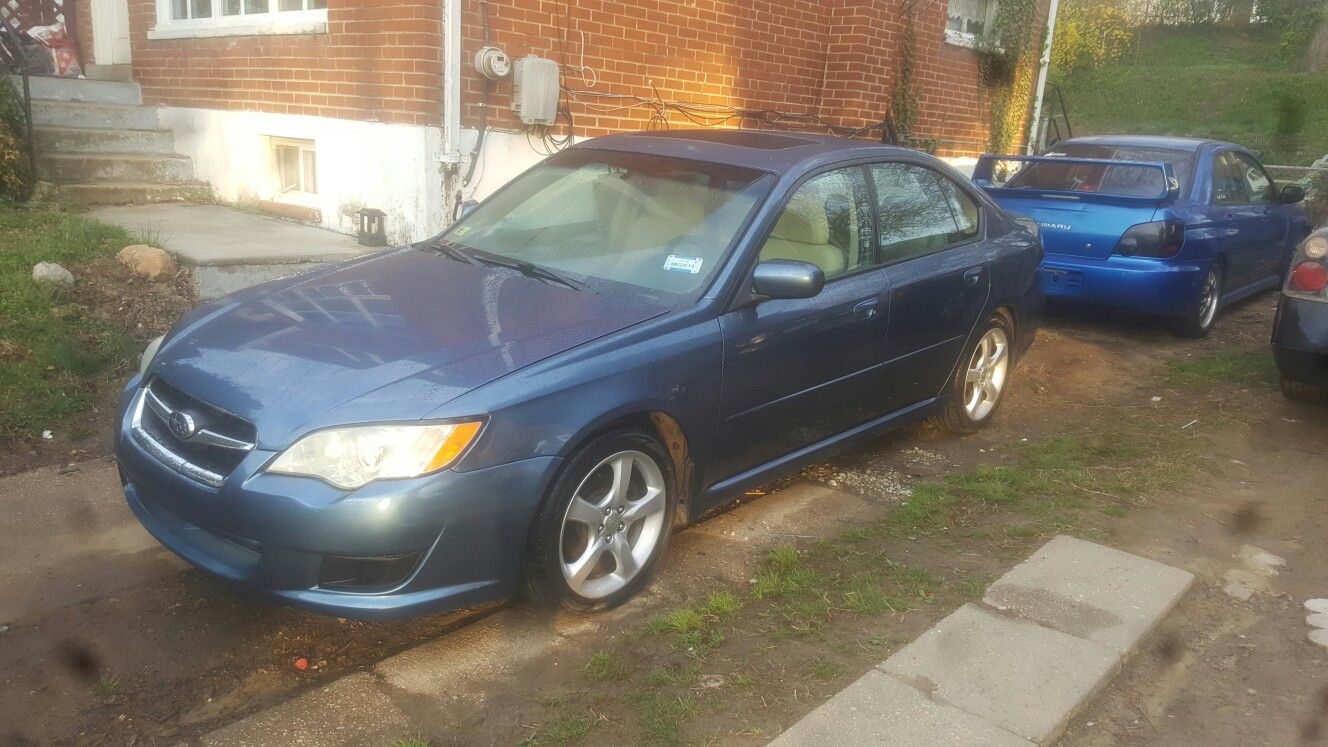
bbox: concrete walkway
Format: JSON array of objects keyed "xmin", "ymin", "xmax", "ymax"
[
  {"xmin": 771, "ymin": 536, "xmax": 1194, "ymax": 746},
  {"xmin": 89, "ymin": 204, "xmax": 374, "ymax": 299}
]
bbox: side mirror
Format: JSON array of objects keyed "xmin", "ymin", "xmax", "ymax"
[
  {"xmin": 752, "ymin": 259, "xmax": 825, "ymax": 300},
  {"xmin": 458, "ymin": 199, "xmax": 480, "ymax": 218},
  {"xmin": 1279, "ymin": 184, "xmax": 1306, "ymax": 204}
]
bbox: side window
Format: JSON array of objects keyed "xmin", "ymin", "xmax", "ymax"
[
  {"xmin": 1212, "ymin": 151, "xmax": 1251, "ymax": 205},
  {"xmin": 871, "ymin": 163, "xmax": 973, "ymax": 263},
  {"xmin": 758, "ymin": 167, "xmax": 874, "ymax": 280},
  {"xmin": 1234, "ymin": 152, "xmax": 1275, "ymax": 205}
]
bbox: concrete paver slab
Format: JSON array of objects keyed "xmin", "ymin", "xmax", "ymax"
[
  {"xmin": 770, "ymin": 669, "xmax": 1033, "ymax": 746},
  {"xmin": 879, "ymin": 603, "xmax": 1120, "ymax": 744},
  {"xmin": 983, "ymin": 534, "xmax": 1195, "ymax": 654},
  {"xmin": 199, "ymin": 672, "xmax": 413, "ymax": 747},
  {"xmin": 90, "ymin": 203, "xmax": 367, "ymax": 266}
]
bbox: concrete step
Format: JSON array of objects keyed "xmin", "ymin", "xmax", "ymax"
[
  {"xmin": 39, "ymin": 152, "xmax": 195, "ymax": 184},
  {"xmin": 82, "ymin": 64, "xmax": 133, "ymax": 82},
  {"xmin": 31, "ymin": 99, "xmax": 160, "ymax": 131},
  {"xmin": 14, "ymin": 75, "xmax": 142, "ymax": 105},
  {"xmin": 35, "ymin": 125, "xmax": 176, "ymax": 156},
  {"xmin": 53, "ymin": 181, "xmax": 213, "ymax": 206}
]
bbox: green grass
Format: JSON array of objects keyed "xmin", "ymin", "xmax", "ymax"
[
  {"xmin": 0, "ymin": 209, "xmax": 140, "ymax": 441},
  {"xmin": 93, "ymin": 674, "xmax": 120, "ymax": 699},
  {"xmin": 1056, "ymin": 26, "xmax": 1328, "ymax": 165},
  {"xmin": 520, "ymin": 712, "xmax": 598, "ymax": 746},
  {"xmin": 583, "ymin": 650, "xmax": 629, "ymax": 682},
  {"xmin": 806, "ymin": 658, "xmax": 843, "ymax": 681},
  {"xmin": 1164, "ymin": 349, "xmax": 1278, "ymax": 388},
  {"xmin": 389, "ymin": 737, "xmax": 431, "ymax": 747},
  {"xmin": 644, "ymin": 590, "xmax": 742, "ymax": 656},
  {"xmin": 635, "ymin": 692, "xmax": 698, "ymax": 744}
]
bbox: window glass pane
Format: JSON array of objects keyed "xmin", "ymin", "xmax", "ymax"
[
  {"xmin": 1212, "ymin": 152, "xmax": 1250, "ymax": 205},
  {"xmin": 301, "ymin": 149, "xmax": 317, "ymax": 193},
  {"xmin": 759, "ymin": 168, "xmax": 871, "ymax": 280},
  {"xmin": 309, "ymin": 0, "xmax": 326, "ymax": 7},
  {"xmin": 245, "ymin": 0, "xmax": 267, "ymax": 12},
  {"xmin": 172, "ymin": 0, "xmax": 188, "ymax": 20},
  {"xmin": 872, "ymin": 163, "xmax": 961, "ymax": 262},
  {"xmin": 275, "ymin": 145, "xmax": 300, "ymax": 192},
  {"xmin": 190, "ymin": 0, "xmax": 213, "ymax": 18},
  {"xmin": 1235, "ymin": 153, "xmax": 1274, "ymax": 204},
  {"xmin": 223, "ymin": 0, "xmax": 240, "ymax": 15},
  {"xmin": 938, "ymin": 177, "xmax": 980, "ymax": 241}
]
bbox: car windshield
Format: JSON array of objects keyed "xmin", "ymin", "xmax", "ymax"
[
  {"xmin": 441, "ymin": 149, "xmax": 774, "ymax": 302},
  {"xmin": 1004, "ymin": 144, "xmax": 1196, "ymax": 197}
]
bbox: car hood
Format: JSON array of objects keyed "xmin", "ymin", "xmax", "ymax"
[{"xmin": 151, "ymin": 247, "xmax": 668, "ymax": 448}]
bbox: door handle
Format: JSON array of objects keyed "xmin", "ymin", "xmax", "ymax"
[
  {"xmin": 963, "ymin": 267, "xmax": 983, "ymax": 286},
  {"xmin": 852, "ymin": 299, "xmax": 879, "ymax": 321}
]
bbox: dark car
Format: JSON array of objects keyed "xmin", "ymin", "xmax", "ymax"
[
  {"xmin": 973, "ymin": 136, "xmax": 1310, "ymax": 337},
  {"xmin": 1274, "ymin": 227, "xmax": 1328, "ymax": 401},
  {"xmin": 116, "ymin": 130, "xmax": 1043, "ymax": 620}
]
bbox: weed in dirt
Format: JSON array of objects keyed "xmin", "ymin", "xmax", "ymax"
[
  {"xmin": 1165, "ymin": 349, "xmax": 1277, "ymax": 389},
  {"xmin": 389, "ymin": 737, "xmax": 431, "ymax": 747},
  {"xmin": 806, "ymin": 658, "xmax": 843, "ymax": 681},
  {"xmin": 93, "ymin": 674, "xmax": 120, "ymax": 699},
  {"xmin": 646, "ymin": 663, "xmax": 701, "ymax": 688},
  {"xmin": 583, "ymin": 650, "xmax": 629, "ymax": 682},
  {"xmin": 635, "ymin": 691, "xmax": 699, "ymax": 744},
  {"xmin": 751, "ymin": 546, "xmax": 822, "ymax": 599},
  {"xmin": 520, "ymin": 710, "xmax": 598, "ymax": 745},
  {"xmin": 645, "ymin": 591, "xmax": 740, "ymax": 656}
]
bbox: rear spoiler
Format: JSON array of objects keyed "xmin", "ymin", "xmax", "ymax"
[{"xmin": 973, "ymin": 154, "xmax": 1180, "ymax": 206}]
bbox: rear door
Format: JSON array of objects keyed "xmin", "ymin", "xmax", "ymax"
[
  {"xmin": 869, "ymin": 162, "xmax": 992, "ymax": 412},
  {"xmin": 1230, "ymin": 150, "xmax": 1287, "ymax": 279},
  {"xmin": 714, "ymin": 165, "xmax": 890, "ymax": 482}
]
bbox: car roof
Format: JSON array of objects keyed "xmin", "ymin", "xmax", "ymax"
[
  {"xmin": 571, "ymin": 129, "xmax": 919, "ymax": 173},
  {"xmin": 1057, "ymin": 134, "xmax": 1240, "ymax": 153}
]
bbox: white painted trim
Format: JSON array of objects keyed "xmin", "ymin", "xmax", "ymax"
[
  {"xmin": 944, "ymin": 28, "xmax": 979, "ymax": 48},
  {"xmin": 148, "ymin": 4, "xmax": 327, "ymax": 40}
]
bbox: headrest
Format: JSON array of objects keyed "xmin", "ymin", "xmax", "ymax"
[
  {"xmin": 771, "ymin": 190, "xmax": 830, "ymax": 245},
  {"xmin": 650, "ymin": 179, "xmax": 708, "ymax": 225}
]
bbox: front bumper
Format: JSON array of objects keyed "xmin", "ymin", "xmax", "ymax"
[
  {"xmin": 1040, "ymin": 254, "xmax": 1210, "ymax": 318},
  {"xmin": 115, "ymin": 385, "xmax": 562, "ymax": 620},
  {"xmin": 1272, "ymin": 294, "xmax": 1328, "ymax": 386}
]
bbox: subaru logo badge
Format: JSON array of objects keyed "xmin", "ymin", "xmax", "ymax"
[{"xmin": 168, "ymin": 410, "xmax": 199, "ymax": 440}]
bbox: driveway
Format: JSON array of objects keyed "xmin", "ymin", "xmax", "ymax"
[{"xmin": 2, "ymin": 294, "xmax": 1325, "ymax": 745}]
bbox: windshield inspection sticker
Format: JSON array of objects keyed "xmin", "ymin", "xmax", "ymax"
[{"xmin": 663, "ymin": 255, "xmax": 704, "ymax": 274}]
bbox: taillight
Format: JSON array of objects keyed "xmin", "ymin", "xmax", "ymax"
[
  {"xmin": 1114, "ymin": 219, "xmax": 1185, "ymax": 258},
  {"xmin": 1289, "ymin": 261, "xmax": 1328, "ymax": 293},
  {"xmin": 1285, "ymin": 232, "xmax": 1328, "ymax": 301}
]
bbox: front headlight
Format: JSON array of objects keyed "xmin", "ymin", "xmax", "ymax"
[
  {"xmin": 139, "ymin": 335, "xmax": 165, "ymax": 378},
  {"xmin": 267, "ymin": 421, "xmax": 484, "ymax": 490}
]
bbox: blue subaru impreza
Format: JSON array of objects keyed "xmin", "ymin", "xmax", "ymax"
[
  {"xmin": 117, "ymin": 130, "xmax": 1042, "ymax": 620},
  {"xmin": 975, "ymin": 136, "xmax": 1311, "ymax": 337}
]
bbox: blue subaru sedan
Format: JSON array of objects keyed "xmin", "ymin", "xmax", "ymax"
[
  {"xmin": 116, "ymin": 130, "xmax": 1043, "ymax": 620},
  {"xmin": 974, "ymin": 136, "xmax": 1310, "ymax": 337}
]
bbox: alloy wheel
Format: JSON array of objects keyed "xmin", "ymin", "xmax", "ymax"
[
  {"xmin": 963, "ymin": 326, "xmax": 1010, "ymax": 422},
  {"xmin": 1198, "ymin": 268, "xmax": 1219, "ymax": 330},
  {"xmin": 559, "ymin": 450, "xmax": 668, "ymax": 600}
]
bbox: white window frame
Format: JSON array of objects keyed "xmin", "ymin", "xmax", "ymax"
[
  {"xmin": 944, "ymin": 0, "xmax": 999, "ymax": 49},
  {"xmin": 268, "ymin": 136, "xmax": 319, "ymax": 203},
  {"xmin": 149, "ymin": 0, "xmax": 328, "ymax": 40}
]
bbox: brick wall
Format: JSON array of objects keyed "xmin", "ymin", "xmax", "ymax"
[
  {"xmin": 128, "ymin": 1, "xmax": 443, "ymax": 126},
  {"xmin": 125, "ymin": 0, "xmax": 1049, "ymax": 156}
]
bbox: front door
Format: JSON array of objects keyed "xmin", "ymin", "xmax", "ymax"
[
  {"xmin": 713, "ymin": 165, "xmax": 890, "ymax": 483},
  {"xmin": 91, "ymin": 0, "xmax": 132, "ymax": 66}
]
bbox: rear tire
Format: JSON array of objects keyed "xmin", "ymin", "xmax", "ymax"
[
  {"xmin": 938, "ymin": 313, "xmax": 1015, "ymax": 433},
  {"xmin": 1280, "ymin": 376, "xmax": 1325, "ymax": 403},
  {"xmin": 1171, "ymin": 266, "xmax": 1221, "ymax": 339},
  {"xmin": 522, "ymin": 429, "xmax": 677, "ymax": 612}
]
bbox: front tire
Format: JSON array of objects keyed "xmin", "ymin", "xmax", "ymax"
[
  {"xmin": 1171, "ymin": 266, "xmax": 1221, "ymax": 338},
  {"xmin": 522, "ymin": 429, "xmax": 677, "ymax": 611},
  {"xmin": 938, "ymin": 313, "xmax": 1014, "ymax": 433}
]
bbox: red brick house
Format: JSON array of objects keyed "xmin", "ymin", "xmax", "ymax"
[{"xmin": 53, "ymin": 0, "xmax": 1051, "ymax": 242}]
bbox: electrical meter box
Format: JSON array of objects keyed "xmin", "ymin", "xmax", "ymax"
[{"xmin": 511, "ymin": 55, "xmax": 561, "ymax": 126}]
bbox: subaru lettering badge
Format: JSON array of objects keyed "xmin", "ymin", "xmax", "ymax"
[{"xmin": 169, "ymin": 410, "xmax": 198, "ymax": 440}]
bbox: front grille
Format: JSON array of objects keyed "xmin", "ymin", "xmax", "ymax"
[{"xmin": 130, "ymin": 378, "xmax": 257, "ymax": 487}]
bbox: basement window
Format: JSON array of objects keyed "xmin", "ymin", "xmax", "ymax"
[
  {"xmin": 945, "ymin": 0, "xmax": 997, "ymax": 48},
  {"xmin": 271, "ymin": 137, "xmax": 318, "ymax": 197},
  {"xmin": 151, "ymin": 0, "xmax": 327, "ymax": 39}
]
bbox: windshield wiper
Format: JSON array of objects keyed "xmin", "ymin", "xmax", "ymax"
[
  {"xmin": 468, "ymin": 250, "xmax": 585, "ymax": 292},
  {"xmin": 421, "ymin": 238, "xmax": 476, "ymax": 266}
]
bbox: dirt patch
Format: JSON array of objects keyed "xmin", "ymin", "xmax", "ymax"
[{"xmin": 0, "ymin": 256, "xmax": 195, "ymax": 477}]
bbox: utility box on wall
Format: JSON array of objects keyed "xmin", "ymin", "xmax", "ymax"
[{"xmin": 511, "ymin": 55, "xmax": 561, "ymax": 126}]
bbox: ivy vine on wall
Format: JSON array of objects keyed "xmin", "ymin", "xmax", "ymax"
[{"xmin": 977, "ymin": 0, "xmax": 1043, "ymax": 153}]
